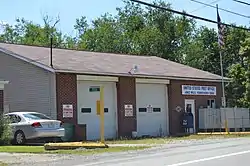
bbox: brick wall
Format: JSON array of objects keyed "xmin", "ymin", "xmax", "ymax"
[
  {"xmin": 116, "ymin": 77, "xmax": 137, "ymax": 138},
  {"xmin": 56, "ymin": 73, "xmax": 86, "ymax": 141},
  {"xmin": 168, "ymin": 80, "xmax": 222, "ymax": 135}
]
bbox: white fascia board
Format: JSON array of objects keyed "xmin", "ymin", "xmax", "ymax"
[
  {"xmin": 77, "ymin": 75, "xmax": 118, "ymax": 82},
  {"xmin": 136, "ymin": 78, "xmax": 170, "ymax": 84}
]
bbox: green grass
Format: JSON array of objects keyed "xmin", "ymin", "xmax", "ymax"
[
  {"xmin": 0, "ymin": 146, "xmax": 148, "ymax": 155},
  {"xmin": 0, "ymin": 134, "xmax": 249, "ymax": 155},
  {"xmin": 0, "ymin": 162, "xmax": 7, "ymax": 166},
  {"xmin": 105, "ymin": 134, "xmax": 250, "ymax": 144}
]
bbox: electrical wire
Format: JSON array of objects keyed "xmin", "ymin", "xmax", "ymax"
[
  {"xmin": 190, "ymin": 0, "xmax": 250, "ymax": 18},
  {"xmin": 233, "ymin": 0, "xmax": 250, "ymax": 6},
  {"xmin": 190, "ymin": 0, "xmax": 221, "ymax": 13},
  {"xmin": 130, "ymin": 0, "xmax": 250, "ymax": 31}
]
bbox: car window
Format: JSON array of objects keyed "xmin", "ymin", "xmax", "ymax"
[
  {"xmin": 7, "ymin": 114, "xmax": 22, "ymax": 123},
  {"xmin": 23, "ymin": 113, "xmax": 51, "ymax": 120}
]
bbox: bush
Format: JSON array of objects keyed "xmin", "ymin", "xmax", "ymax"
[{"xmin": 0, "ymin": 115, "xmax": 12, "ymax": 145}]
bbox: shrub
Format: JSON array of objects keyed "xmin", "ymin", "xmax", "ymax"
[{"xmin": 0, "ymin": 115, "xmax": 12, "ymax": 145}]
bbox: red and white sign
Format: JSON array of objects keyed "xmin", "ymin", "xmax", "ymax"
[
  {"xmin": 124, "ymin": 104, "xmax": 133, "ymax": 117},
  {"xmin": 63, "ymin": 104, "xmax": 73, "ymax": 118}
]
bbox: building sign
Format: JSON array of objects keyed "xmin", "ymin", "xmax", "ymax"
[
  {"xmin": 147, "ymin": 104, "xmax": 153, "ymax": 113},
  {"xmin": 63, "ymin": 104, "xmax": 73, "ymax": 118},
  {"xmin": 182, "ymin": 85, "xmax": 216, "ymax": 96},
  {"xmin": 89, "ymin": 86, "xmax": 100, "ymax": 92},
  {"xmin": 124, "ymin": 104, "xmax": 133, "ymax": 117}
]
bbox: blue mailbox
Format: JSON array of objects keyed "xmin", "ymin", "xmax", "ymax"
[{"xmin": 182, "ymin": 112, "xmax": 194, "ymax": 128}]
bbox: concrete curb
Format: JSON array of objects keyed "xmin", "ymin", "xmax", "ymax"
[{"xmin": 44, "ymin": 142, "xmax": 109, "ymax": 150}]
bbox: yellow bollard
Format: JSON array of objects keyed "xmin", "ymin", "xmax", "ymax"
[{"xmin": 99, "ymin": 86, "xmax": 105, "ymax": 143}]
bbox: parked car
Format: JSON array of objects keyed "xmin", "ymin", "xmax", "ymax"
[{"xmin": 4, "ymin": 112, "xmax": 65, "ymax": 145}]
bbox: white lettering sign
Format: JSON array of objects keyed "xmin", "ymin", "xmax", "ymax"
[
  {"xmin": 182, "ymin": 85, "xmax": 216, "ymax": 96},
  {"xmin": 63, "ymin": 104, "xmax": 73, "ymax": 118}
]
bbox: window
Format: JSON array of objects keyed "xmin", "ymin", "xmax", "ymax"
[
  {"xmin": 81, "ymin": 108, "xmax": 91, "ymax": 113},
  {"xmin": 138, "ymin": 108, "xmax": 147, "ymax": 112},
  {"xmin": 207, "ymin": 99, "xmax": 216, "ymax": 108},
  {"xmin": 23, "ymin": 113, "xmax": 51, "ymax": 120},
  {"xmin": 8, "ymin": 114, "xmax": 22, "ymax": 123},
  {"xmin": 185, "ymin": 104, "xmax": 192, "ymax": 113},
  {"xmin": 104, "ymin": 108, "xmax": 108, "ymax": 113},
  {"xmin": 89, "ymin": 86, "xmax": 100, "ymax": 92},
  {"xmin": 153, "ymin": 108, "xmax": 161, "ymax": 112}
]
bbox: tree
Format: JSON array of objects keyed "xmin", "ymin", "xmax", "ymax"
[
  {"xmin": 0, "ymin": 0, "xmax": 249, "ymax": 107},
  {"xmin": 226, "ymin": 63, "xmax": 247, "ymax": 107},
  {"xmin": 0, "ymin": 15, "xmax": 63, "ymax": 47},
  {"xmin": 239, "ymin": 35, "xmax": 250, "ymax": 107},
  {"xmin": 183, "ymin": 27, "xmax": 221, "ymax": 74},
  {"xmin": 75, "ymin": 0, "xmax": 196, "ymax": 63}
]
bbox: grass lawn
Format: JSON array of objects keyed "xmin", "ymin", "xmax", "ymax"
[
  {"xmin": 0, "ymin": 162, "xmax": 7, "ymax": 166},
  {"xmin": 0, "ymin": 134, "xmax": 249, "ymax": 155},
  {"xmin": 105, "ymin": 134, "xmax": 250, "ymax": 144},
  {"xmin": 0, "ymin": 145, "xmax": 148, "ymax": 155}
]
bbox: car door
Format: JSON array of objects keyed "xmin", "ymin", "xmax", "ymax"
[{"xmin": 10, "ymin": 114, "xmax": 32, "ymax": 136}]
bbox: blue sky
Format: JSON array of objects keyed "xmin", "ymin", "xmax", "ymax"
[{"xmin": 0, "ymin": 0, "xmax": 249, "ymax": 36}]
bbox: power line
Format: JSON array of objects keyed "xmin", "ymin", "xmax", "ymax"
[
  {"xmin": 190, "ymin": 0, "xmax": 221, "ymax": 13},
  {"xmin": 190, "ymin": 0, "xmax": 250, "ymax": 19},
  {"xmin": 233, "ymin": 0, "xmax": 250, "ymax": 6},
  {"xmin": 130, "ymin": 0, "xmax": 250, "ymax": 31}
]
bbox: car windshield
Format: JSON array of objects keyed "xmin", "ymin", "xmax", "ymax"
[{"xmin": 23, "ymin": 113, "xmax": 51, "ymax": 120}]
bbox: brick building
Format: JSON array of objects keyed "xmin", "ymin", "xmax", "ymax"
[{"xmin": 0, "ymin": 43, "xmax": 228, "ymax": 140}]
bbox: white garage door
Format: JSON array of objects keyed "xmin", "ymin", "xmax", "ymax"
[
  {"xmin": 77, "ymin": 81, "xmax": 117, "ymax": 140},
  {"xmin": 136, "ymin": 83, "xmax": 168, "ymax": 137}
]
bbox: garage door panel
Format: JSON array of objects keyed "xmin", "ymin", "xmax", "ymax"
[
  {"xmin": 77, "ymin": 81, "xmax": 117, "ymax": 140},
  {"xmin": 136, "ymin": 83, "xmax": 168, "ymax": 137}
]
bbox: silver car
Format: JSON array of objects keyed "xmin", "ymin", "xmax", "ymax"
[{"xmin": 4, "ymin": 112, "xmax": 65, "ymax": 145}]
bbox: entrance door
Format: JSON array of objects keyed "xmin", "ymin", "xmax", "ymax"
[{"xmin": 184, "ymin": 99, "xmax": 196, "ymax": 133}]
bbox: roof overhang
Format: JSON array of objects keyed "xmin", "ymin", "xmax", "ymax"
[
  {"xmin": 56, "ymin": 69, "xmax": 230, "ymax": 83},
  {"xmin": 0, "ymin": 81, "xmax": 9, "ymax": 90}
]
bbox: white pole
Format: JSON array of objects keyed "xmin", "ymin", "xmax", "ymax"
[{"xmin": 217, "ymin": 4, "xmax": 227, "ymax": 133}]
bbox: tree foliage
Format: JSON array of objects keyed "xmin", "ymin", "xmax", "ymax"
[
  {"xmin": 0, "ymin": 115, "xmax": 12, "ymax": 145},
  {"xmin": 0, "ymin": 0, "xmax": 249, "ymax": 107}
]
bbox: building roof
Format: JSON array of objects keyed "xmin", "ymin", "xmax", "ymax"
[{"xmin": 0, "ymin": 43, "xmax": 228, "ymax": 81}]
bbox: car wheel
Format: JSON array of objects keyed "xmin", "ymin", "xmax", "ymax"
[{"xmin": 14, "ymin": 130, "xmax": 26, "ymax": 145}]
